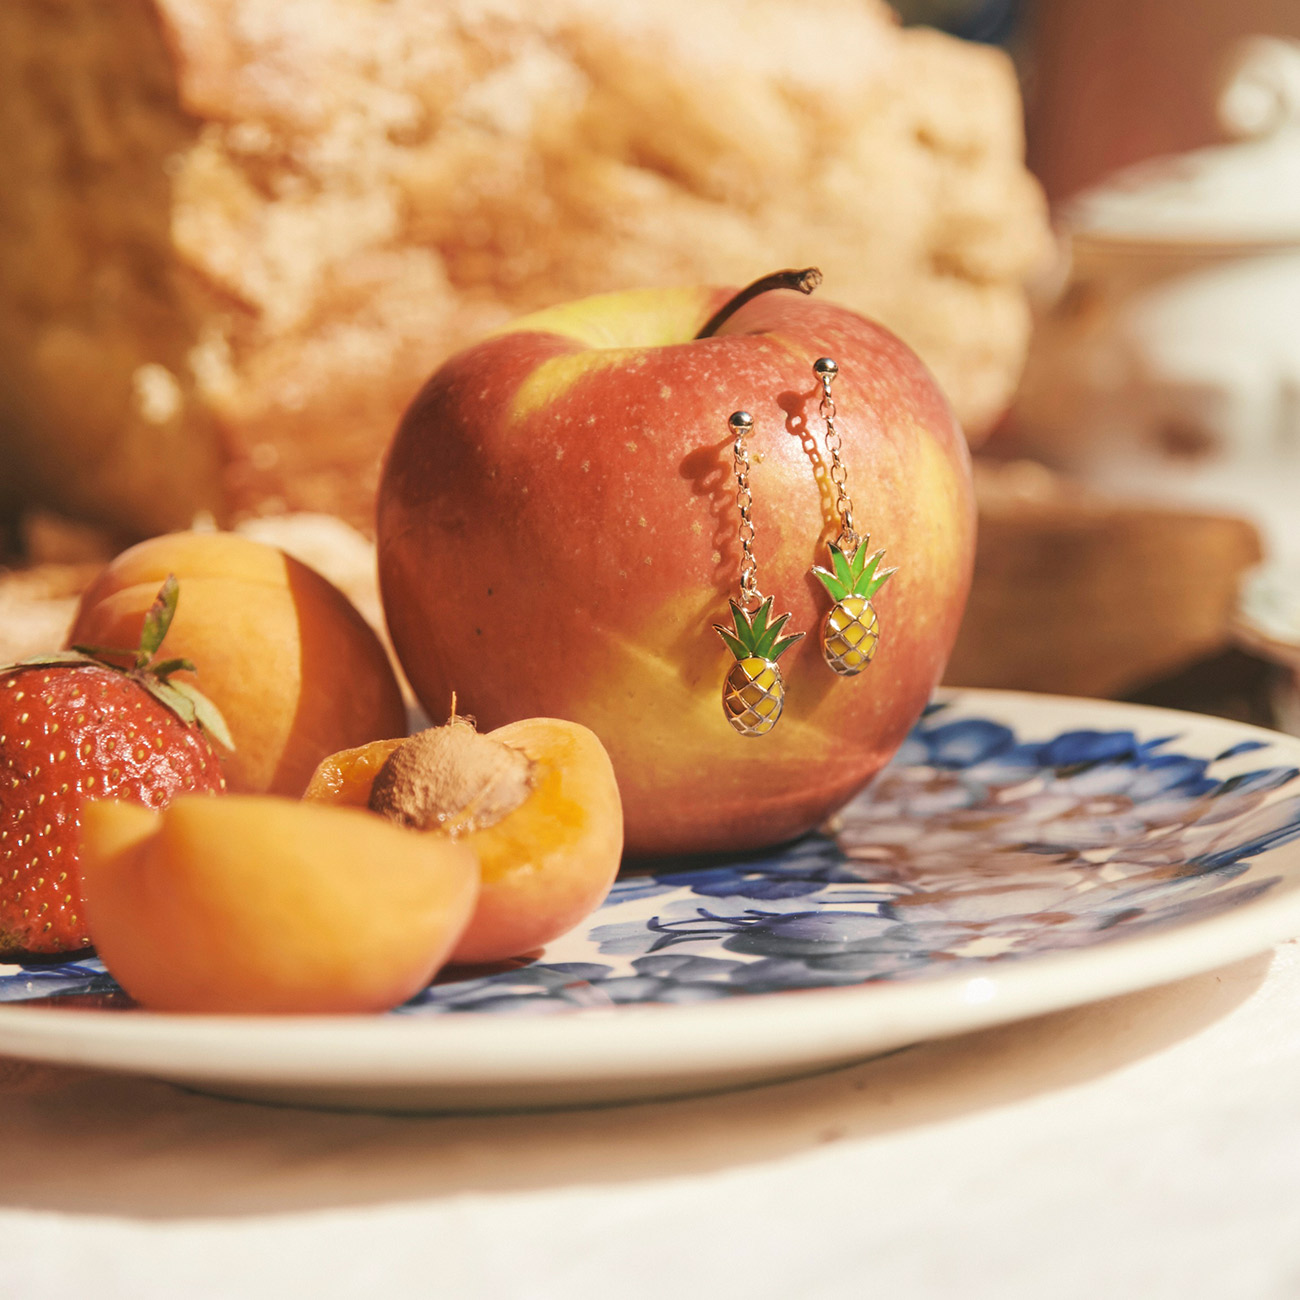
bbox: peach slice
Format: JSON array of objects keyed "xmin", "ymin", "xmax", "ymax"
[
  {"xmin": 306, "ymin": 717, "xmax": 623, "ymax": 964},
  {"xmin": 79, "ymin": 796, "xmax": 479, "ymax": 1014}
]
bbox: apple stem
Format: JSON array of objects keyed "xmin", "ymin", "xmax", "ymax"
[{"xmin": 693, "ymin": 267, "xmax": 823, "ymax": 340}]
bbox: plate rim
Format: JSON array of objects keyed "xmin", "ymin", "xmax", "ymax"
[{"xmin": 2, "ymin": 687, "xmax": 1299, "ymax": 1090}]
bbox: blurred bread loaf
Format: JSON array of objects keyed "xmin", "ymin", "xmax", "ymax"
[{"xmin": 0, "ymin": 0, "xmax": 1048, "ymax": 537}]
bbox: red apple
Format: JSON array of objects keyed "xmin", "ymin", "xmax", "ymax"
[{"xmin": 377, "ymin": 271, "xmax": 975, "ymax": 857}]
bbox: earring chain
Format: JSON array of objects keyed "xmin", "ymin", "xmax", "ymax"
[
  {"xmin": 733, "ymin": 416, "xmax": 761, "ymax": 608},
  {"xmin": 819, "ymin": 368, "xmax": 857, "ymax": 546}
]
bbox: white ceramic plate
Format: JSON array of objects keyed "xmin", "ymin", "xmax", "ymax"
[{"xmin": 2, "ymin": 688, "xmax": 1300, "ymax": 1113}]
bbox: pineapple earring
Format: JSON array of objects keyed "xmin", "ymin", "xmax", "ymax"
[
  {"xmin": 713, "ymin": 410, "xmax": 804, "ymax": 737},
  {"xmin": 810, "ymin": 357, "xmax": 896, "ymax": 676}
]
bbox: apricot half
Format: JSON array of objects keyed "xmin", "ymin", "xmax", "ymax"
[
  {"xmin": 306, "ymin": 717, "xmax": 623, "ymax": 964},
  {"xmin": 68, "ymin": 531, "xmax": 407, "ymax": 797},
  {"xmin": 79, "ymin": 796, "xmax": 479, "ymax": 1014}
]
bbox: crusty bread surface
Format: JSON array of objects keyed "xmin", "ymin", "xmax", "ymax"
[{"xmin": 0, "ymin": 0, "xmax": 1048, "ymax": 535}]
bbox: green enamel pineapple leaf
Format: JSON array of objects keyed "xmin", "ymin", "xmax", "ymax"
[
  {"xmin": 858, "ymin": 549, "xmax": 897, "ymax": 599},
  {"xmin": 713, "ymin": 598, "xmax": 764, "ymax": 660},
  {"xmin": 851, "ymin": 539, "xmax": 872, "ymax": 581},
  {"xmin": 766, "ymin": 631, "xmax": 804, "ymax": 661},
  {"xmin": 812, "ymin": 570, "xmax": 846, "ymax": 601},
  {"xmin": 714, "ymin": 597, "xmax": 804, "ymax": 662},
  {"xmin": 833, "ymin": 544, "xmax": 854, "ymax": 590},
  {"xmin": 812, "ymin": 542, "xmax": 853, "ymax": 601},
  {"xmin": 813, "ymin": 541, "xmax": 897, "ymax": 602},
  {"xmin": 714, "ymin": 626, "xmax": 750, "ymax": 662},
  {"xmin": 754, "ymin": 608, "xmax": 804, "ymax": 661}
]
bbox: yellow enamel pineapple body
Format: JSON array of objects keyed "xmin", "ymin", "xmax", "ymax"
[
  {"xmin": 822, "ymin": 593, "xmax": 880, "ymax": 676},
  {"xmin": 723, "ymin": 655, "xmax": 785, "ymax": 737}
]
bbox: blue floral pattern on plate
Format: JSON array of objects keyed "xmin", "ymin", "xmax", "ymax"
[{"xmin": 4, "ymin": 699, "xmax": 1300, "ymax": 1016}]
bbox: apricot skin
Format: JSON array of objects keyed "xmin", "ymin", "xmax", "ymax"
[
  {"xmin": 68, "ymin": 532, "xmax": 407, "ymax": 797},
  {"xmin": 306, "ymin": 718, "xmax": 623, "ymax": 964},
  {"xmin": 79, "ymin": 796, "xmax": 480, "ymax": 1015}
]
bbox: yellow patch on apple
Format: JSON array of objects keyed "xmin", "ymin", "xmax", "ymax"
[
  {"xmin": 511, "ymin": 348, "xmax": 644, "ymax": 422},
  {"xmin": 494, "ymin": 286, "xmax": 717, "ymax": 350}
]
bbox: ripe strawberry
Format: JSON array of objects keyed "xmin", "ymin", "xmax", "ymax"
[{"xmin": 0, "ymin": 576, "xmax": 231, "ymax": 958}]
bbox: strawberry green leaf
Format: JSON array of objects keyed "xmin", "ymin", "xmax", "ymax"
[
  {"xmin": 151, "ymin": 657, "xmax": 197, "ymax": 680},
  {"xmin": 4, "ymin": 650, "xmax": 98, "ymax": 672},
  {"xmin": 167, "ymin": 679, "xmax": 236, "ymax": 753},
  {"xmin": 145, "ymin": 678, "xmax": 199, "ymax": 728},
  {"xmin": 137, "ymin": 574, "xmax": 180, "ymax": 668},
  {"xmin": 69, "ymin": 643, "xmax": 136, "ymax": 667}
]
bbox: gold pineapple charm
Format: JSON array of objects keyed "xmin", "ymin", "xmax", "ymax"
[
  {"xmin": 812, "ymin": 541, "xmax": 895, "ymax": 675},
  {"xmin": 714, "ymin": 596, "xmax": 804, "ymax": 737},
  {"xmin": 811, "ymin": 356, "xmax": 896, "ymax": 674},
  {"xmin": 714, "ymin": 410, "xmax": 804, "ymax": 737}
]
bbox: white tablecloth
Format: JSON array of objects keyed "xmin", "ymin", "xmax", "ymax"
[{"xmin": 4, "ymin": 940, "xmax": 1300, "ymax": 1299}]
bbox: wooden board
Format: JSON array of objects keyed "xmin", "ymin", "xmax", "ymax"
[{"xmin": 944, "ymin": 460, "xmax": 1263, "ymax": 698}]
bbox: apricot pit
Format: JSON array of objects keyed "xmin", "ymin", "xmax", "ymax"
[
  {"xmin": 307, "ymin": 715, "xmax": 623, "ymax": 964},
  {"xmin": 369, "ymin": 717, "xmax": 534, "ymax": 834}
]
